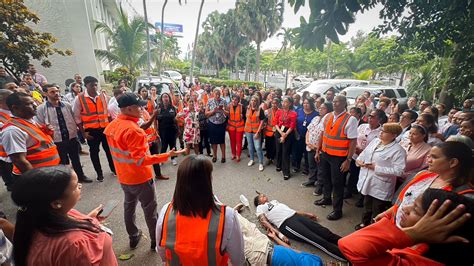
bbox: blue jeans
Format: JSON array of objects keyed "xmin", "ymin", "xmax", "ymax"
[{"xmin": 245, "ymin": 132, "xmax": 263, "ymax": 164}]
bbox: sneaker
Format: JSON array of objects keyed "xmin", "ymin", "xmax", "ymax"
[
  {"xmin": 130, "ymin": 230, "xmax": 142, "ymax": 249},
  {"xmin": 258, "ymin": 164, "xmax": 264, "ymax": 171},
  {"xmin": 79, "ymin": 176, "xmax": 93, "ymax": 183},
  {"xmin": 111, "ymin": 171, "xmax": 117, "ymax": 177},
  {"xmin": 240, "ymin": 194, "xmax": 250, "ymax": 207},
  {"xmin": 247, "ymin": 160, "xmax": 254, "ymax": 167},
  {"xmin": 97, "ymin": 175, "xmax": 104, "ymax": 182},
  {"xmin": 172, "ymin": 158, "xmax": 178, "ymax": 166},
  {"xmin": 301, "ymin": 180, "xmax": 315, "ymax": 187}
]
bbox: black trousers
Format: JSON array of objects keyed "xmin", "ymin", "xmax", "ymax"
[
  {"xmin": 307, "ymin": 150, "xmax": 318, "ymax": 184},
  {"xmin": 318, "ymin": 152, "xmax": 347, "ymax": 213},
  {"xmin": 279, "ymin": 214, "xmax": 346, "ymax": 261},
  {"xmin": 264, "ymin": 135, "xmax": 276, "ymax": 160},
  {"xmin": 56, "ymin": 138, "xmax": 85, "ymax": 178},
  {"xmin": 362, "ymin": 195, "xmax": 390, "ymax": 225},
  {"xmin": 199, "ymin": 129, "xmax": 211, "ymax": 155},
  {"xmin": 86, "ymin": 128, "xmax": 115, "ymax": 176},
  {"xmin": 149, "ymin": 142, "xmax": 162, "ymax": 177},
  {"xmin": 160, "ymin": 128, "xmax": 177, "ymax": 158},
  {"xmin": 291, "ymin": 136, "xmax": 308, "ymax": 171},
  {"xmin": 275, "ymin": 131, "xmax": 294, "ymax": 177},
  {"xmin": 346, "ymin": 160, "xmax": 360, "ymax": 194},
  {"xmin": 0, "ymin": 160, "xmax": 13, "ymax": 190}
]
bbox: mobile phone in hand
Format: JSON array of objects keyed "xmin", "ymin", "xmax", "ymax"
[{"xmin": 97, "ymin": 199, "xmax": 119, "ymax": 219}]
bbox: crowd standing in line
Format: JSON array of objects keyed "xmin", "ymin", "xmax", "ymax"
[{"xmin": 0, "ymin": 65, "xmax": 473, "ymax": 265}]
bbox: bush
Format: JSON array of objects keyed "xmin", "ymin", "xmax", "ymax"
[{"xmin": 198, "ymin": 77, "xmax": 263, "ymax": 88}]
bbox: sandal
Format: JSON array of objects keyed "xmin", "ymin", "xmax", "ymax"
[{"xmin": 221, "ymin": 158, "xmax": 226, "ymax": 163}]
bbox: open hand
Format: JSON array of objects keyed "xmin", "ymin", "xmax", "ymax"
[{"xmin": 88, "ymin": 204, "xmax": 104, "ymax": 220}]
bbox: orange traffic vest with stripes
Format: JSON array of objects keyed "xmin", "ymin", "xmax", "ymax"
[
  {"xmin": 159, "ymin": 204, "xmax": 229, "ymax": 266},
  {"xmin": 104, "ymin": 115, "xmax": 154, "ymax": 185},
  {"xmin": 244, "ymin": 108, "xmax": 261, "ymax": 133},
  {"xmin": 0, "ymin": 110, "xmax": 12, "ymax": 158},
  {"xmin": 227, "ymin": 104, "xmax": 244, "ymax": 132},
  {"xmin": 322, "ymin": 112, "xmax": 351, "ymax": 157},
  {"xmin": 264, "ymin": 108, "xmax": 277, "ymax": 137},
  {"xmin": 146, "ymin": 99, "xmax": 154, "ymax": 114},
  {"xmin": 177, "ymin": 101, "xmax": 185, "ymax": 127},
  {"xmin": 391, "ymin": 170, "xmax": 474, "ymax": 224},
  {"xmin": 78, "ymin": 92, "xmax": 109, "ymax": 129},
  {"xmin": 3, "ymin": 118, "xmax": 60, "ymax": 174},
  {"xmin": 142, "ymin": 110, "xmax": 158, "ymax": 144}
]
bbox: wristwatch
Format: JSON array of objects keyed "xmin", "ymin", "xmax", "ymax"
[{"xmin": 346, "ymin": 157, "xmax": 352, "ymax": 162}]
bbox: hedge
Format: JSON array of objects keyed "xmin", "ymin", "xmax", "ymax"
[{"xmin": 198, "ymin": 77, "xmax": 263, "ymax": 88}]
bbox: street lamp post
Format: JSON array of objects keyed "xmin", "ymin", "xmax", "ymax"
[{"xmin": 143, "ymin": 0, "xmax": 152, "ymax": 80}]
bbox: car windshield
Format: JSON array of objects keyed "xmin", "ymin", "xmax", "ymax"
[
  {"xmin": 139, "ymin": 82, "xmax": 171, "ymax": 95},
  {"xmin": 344, "ymin": 88, "xmax": 365, "ymax": 99},
  {"xmin": 299, "ymin": 83, "xmax": 336, "ymax": 94}
]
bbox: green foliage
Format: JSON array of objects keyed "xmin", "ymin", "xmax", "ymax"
[
  {"xmin": 103, "ymin": 67, "xmax": 139, "ymax": 85},
  {"xmin": 0, "ymin": 0, "xmax": 72, "ymax": 78},
  {"xmin": 199, "ymin": 77, "xmax": 262, "ymax": 88},
  {"xmin": 352, "ymin": 69, "xmax": 373, "ymax": 80},
  {"xmin": 94, "ymin": 5, "xmax": 155, "ymax": 74},
  {"xmin": 407, "ymin": 57, "xmax": 450, "ymax": 101}
]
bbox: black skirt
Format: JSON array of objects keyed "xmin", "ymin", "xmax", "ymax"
[{"xmin": 207, "ymin": 121, "xmax": 226, "ymax": 144}]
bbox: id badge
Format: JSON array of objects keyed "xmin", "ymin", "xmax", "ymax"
[
  {"xmin": 303, "ymin": 121, "xmax": 307, "ymax": 127},
  {"xmin": 281, "ymin": 125, "xmax": 286, "ymax": 132}
]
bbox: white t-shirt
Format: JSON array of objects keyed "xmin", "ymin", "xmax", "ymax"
[{"xmin": 255, "ymin": 200, "xmax": 296, "ymax": 228}]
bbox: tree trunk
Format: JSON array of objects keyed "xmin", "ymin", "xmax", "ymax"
[
  {"xmin": 245, "ymin": 52, "xmax": 250, "ymax": 81},
  {"xmin": 216, "ymin": 57, "xmax": 220, "ymax": 78},
  {"xmin": 189, "ymin": 0, "xmax": 205, "ymax": 85},
  {"xmin": 255, "ymin": 42, "xmax": 261, "ymax": 82},
  {"xmin": 234, "ymin": 49, "xmax": 240, "ymax": 80},
  {"xmin": 158, "ymin": 0, "xmax": 168, "ymax": 75},
  {"xmin": 399, "ymin": 68, "xmax": 406, "ymax": 86}
]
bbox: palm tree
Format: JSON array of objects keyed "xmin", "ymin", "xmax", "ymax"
[
  {"xmin": 94, "ymin": 5, "xmax": 154, "ymax": 74},
  {"xmin": 276, "ymin": 27, "xmax": 294, "ymax": 90},
  {"xmin": 236, "ymin": 0, "xmax": 284, "ymax": 81},
  {"xmin": 189, "ymin": 0, "xmax": 205, "ymax": 84},
  {"xmin": 157, "ymin": 0, "xmax": 169, "ymax": 75}
]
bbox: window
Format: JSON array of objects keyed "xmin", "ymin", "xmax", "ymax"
[
  {"xmin": 397, "ymin": 89, "xmax": 407, "ymax": 98},
  {"xmin": 382, "ymin": 89, "xmax": 396, "ymax": 98}
]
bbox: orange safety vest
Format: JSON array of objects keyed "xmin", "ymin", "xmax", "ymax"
[
  {"xmin": 177, "ymin": 101, "xmax": 185, "ymax": 127},
  {"xmin": 202, "ymin": 93, "xmax": 209, "ymax": 106},
  {"xmin": 227, "ymin": 104, "xmax": 244, "ymax": 132},
  {"xmin": 244, "ymin": 108, "xmax": 261, "ymax": 133},
  {"xmin": 147, "ymin": 99, "xmax": 154, "ymax": 114},
  {"xmin": 142, "ymin": 110, "xmax": 158, "ymax": 144},
  {"xmin": 78, "ymin": 92, "xmax": 109, "ymax": 129},
  {"xmin": 264, "ymin": 108, "xmax": 277, "ymax": 137},
  {"xmin": 104, "ymin": 114, "xmax": 154, "ymax": 185},
  {"xmin": 391, "ymin": 170, "xmax": 474, "ymax": 224},
  {"xmin": 159, "ymin": 204, "xmax": 229, "ymax": 266},
  {"xmin": 321, "ymin": 112, "xmax": 351, "ymax": 157},
  {"xmin": 0, "ymin": 110, "xmax": 12, "ymax": 158},
  {"xmin": 4, "ymin": 118, "xmax": 60, "ymax": 174}
]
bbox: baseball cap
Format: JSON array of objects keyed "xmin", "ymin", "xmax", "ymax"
[{"xmin": 117, "ymin": 92, "xmax": 147, "ymax": 108}]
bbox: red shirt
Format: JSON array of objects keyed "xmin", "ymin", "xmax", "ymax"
[{"xmin": 274, "ymin": 109, "xmax": 297, "ymax": 130}]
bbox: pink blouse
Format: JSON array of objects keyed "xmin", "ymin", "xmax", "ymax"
[
  {"xmin": 401, "ymin": 141, "xmax": 432, "ymax": 180},
  {"xmin": 27, "ymin": 209, "xmax": 117, "ymax": 266}
]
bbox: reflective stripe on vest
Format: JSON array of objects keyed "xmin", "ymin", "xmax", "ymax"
[
  {"xmin": 244, "ymin": 108, "xmax": 260, "ymax": 133},
  {"xmin": 109, "ymin": 146, "xmax": 145, "ymax": 166},
  {"xmin": 0, "ymin": 111, "xmax": 12, "ymax": 157},
  {"xmin": 160, "ymin": 204, "xmax": 228, "ymax": 266},
  {"xmin": 6, "ymin": 118, "xmax": 60, "ymax": 174},
  {"xmin": 227, "ymin": 104, "xmax": 244, "ymax": 132},
  {"xmin": 264, "ymin": 109, "xmax": 277, "ymax": 137},
  {"xmin": 79, "ymin": 93, "xmax": 109, "ymax": 129},
  {"xmin": 321, "ymin": 113, "xmax": 350, "ymax": 156}
]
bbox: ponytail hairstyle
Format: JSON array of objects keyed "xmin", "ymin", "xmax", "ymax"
[{"xmin": 11, "ymin": 166, "xmax": 99, "ymax": 265}]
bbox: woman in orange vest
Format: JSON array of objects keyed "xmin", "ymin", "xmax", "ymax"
[
  {"xmin": 138, "ymin": 87, "xmax": 155, "ymax": 115},
  {"xmin": 156, "ymin": 155, "xmax": 245, "ymax": 265},
  {"xmin": 263, "ymin": 97, "xmax": 279, "ymax": 165},
  {"xmin": 244, "ymin": 95, "xmax": 266, "ymax": 171},
  {"xmin": 227, "ymin": 95, "xmax": 245, "ymax": 162},
  {"xmin": 374, "ymin": 141, "xmax": 474, "ymax": 227},
  {"xmin": 339, "ymin": 188, "xmax": 474, "ymax": 265}
]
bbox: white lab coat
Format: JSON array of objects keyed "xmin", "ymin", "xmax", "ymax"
[{"xmin": 357, "ymin": 138, "xmax": 406, "ymax": 201}]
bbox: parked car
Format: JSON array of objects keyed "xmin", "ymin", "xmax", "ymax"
[
  {"xmin": 342, "ymin": 85, "xmax": 408, "ymax": 106},
  {"xmin": 162, "ymin": 70, "xmax": 182, "ymax": 81},
  {"xmin": 133, "ymin": 76, "xmax": 177, "ymax": 97},
  {"xmin": 296, "ymin": 79, "xmax": 369, "ymax": 97},
  {"xmin": 292, "ymin": 76, "xmax": 313, "ymax": 88}
]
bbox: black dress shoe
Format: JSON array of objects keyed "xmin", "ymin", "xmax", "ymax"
[
  {"xmin": 130, "ymin": 230, "xmax": 142, "ymax": 249},
  {"xmin": 151, "ymin": 240, "xmax": 157, "ymax": 251},
  {"xmin": 96, "ymin": 175, "xmax": 104, "ymax": 182},
  {"xmin": 301, "ymin": 180, "xmax": 315, "ymax": 187},
  {"xmin": 276, "ymin": 168, "xmax": 282, "ymax": 172},
  {"xmin": 327, "ymin": 211, "xmax": 343, "ymax": 221},
  {"xmin": 313, "ymin": 186, "xmax": 323, "ymax": 196},
  {"xmin": 355, "ymin": 197, "xmax": 364, "ymax": 208},
  {"xmin": 283, "ymin": 175, "xmax": 290, "ymax": 180},
  {"xmin": 79, "ymin": 176, "xmax": 93, "ymax": 183},
  {"xmin": 314, "ymin": 198, "xmax": 332, "ymax": 206}
]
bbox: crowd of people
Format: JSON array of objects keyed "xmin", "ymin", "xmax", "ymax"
[{"xmin": 0, "ymin": 65, "xmax": 473, "ymax": 265}]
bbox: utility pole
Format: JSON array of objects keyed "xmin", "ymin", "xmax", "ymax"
[
  {"xmin": 143, "ymin": 0, "xmax": 151, "ymax": 80},
  {"xmin": 158, "ymin": 0, "xmax": 168, "ymax": 76},
  {"xmin": 189, "ymin": 0, "xmax": 205, "ymax": 87}
]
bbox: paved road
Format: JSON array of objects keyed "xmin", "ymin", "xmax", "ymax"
[{"xmin": 0, "ymin": 140, "xmax": 362, "ymax": 265}]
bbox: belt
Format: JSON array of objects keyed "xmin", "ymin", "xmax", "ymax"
[{"xmin": 266, "ymin": 242, "xmax": 274, "ymax": 265}]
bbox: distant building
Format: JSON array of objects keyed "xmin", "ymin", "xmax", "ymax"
[{"xmin": 24, "ymin": 0, "xmax": 122, "ymax": 86}]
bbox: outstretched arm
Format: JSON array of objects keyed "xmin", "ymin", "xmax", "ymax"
[{"xmin": 258, "ymin": 214, "xmax": 290, "ymax": 244}]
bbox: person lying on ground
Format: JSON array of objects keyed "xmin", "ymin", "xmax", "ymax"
[
  {"xmin": 233, "ymin": 203, "xmax": 323, "ymax": 266},
  {"xmin": 338, "ymin": 188, "xmax": 474, "ymax": 266},
  {"xmin": 254, "ymin": 193, "xmax": 346, "ymax": 262}
]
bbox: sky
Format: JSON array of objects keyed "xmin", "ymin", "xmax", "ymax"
[{"xmin": 124, "ymin": 0, "xmax": 383, "ymax": 55}]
